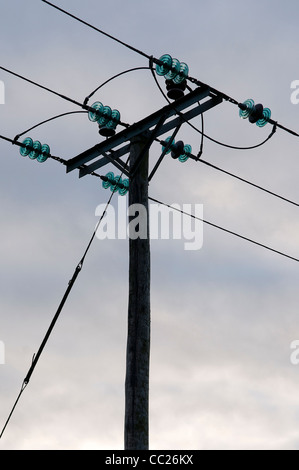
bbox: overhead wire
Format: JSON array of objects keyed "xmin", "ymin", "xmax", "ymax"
[
  {"xmin": 5, "ymin": 65, "xmax": 155, "ymax": 154},
  {"xmin": 84, "ymin": 66, "xmax": 151, "ymax": 106},
  {"xmin": 154, "ymin": 135, "xmax": 299, "ymax": 208},
  {"xmin": 0, "ymin": 65, "xmax": 84, "ymax": 109},
  {"xmin": 0, "ymin": 133, "xmax": 66, "ymax": 163},
  {"xmin": 7, "ymin": 66, "xmax": 154, "ymax": 147},
  {"xmin": 196, "ymin": 158, "xmax": 299, "ymax": 208},
  {"xmin": 41, "ymin": 0, "xmax": 299, "ymax": 138},
  {"xmin": 14, "ymin": 111, "xmax": 88, "ymax": 142},
  {"xmin": 148, "ymin": 59, "xmax": 278, "ymax": 151},
  {"xmin": 0, "ymin": 57, "xmax": 297, "ymax": 210},
  {"xmin": 197, "ymin": 114, "xmax": 204, "ymax": 159},
  {"xmin": 1, "ymin": 140, "xmax": 299, "ymax": 439},
  {"xmin": 2, "ymin": 128, "xmax": 299, "ymax": 209},
  {"xmin": 148, "ymin": 63, "xmax": 294, "ymax": 207},
  {"xmin": 0, "ymin": 55, "xmax": 139, "ymax": 438},
  {"xmin": 0, "ymin": 65, "xmax": 129, "ymax": 129},
  {"xmin": 39, "ymin": 1, "xmax": 238, "ymax": 107},
  {"xmin": 0, "ymin": 64, "xmax": 162, "ymax": 145},
  {"xmin": 0, "ymin": 10, "xmax": 293, "ymax": 158},
  {"xmin": 41, "ymin": 0, "xmax": 152, "ymax": 61},
  {"xmin": 1, "ymin": 0, "xmax": 299, "ymax": 437},
  {"xmin": 148, "ymin": 196, "xmax": 299, "ymax": 264}
]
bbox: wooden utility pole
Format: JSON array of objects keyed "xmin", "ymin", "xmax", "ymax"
[
  {"xmin": 125, "ymin": 134, "xmax": 151, "ymax": 450},
  {"xmin": 65, "ymin": 87, "xmax": 223, "ymax": 450}
]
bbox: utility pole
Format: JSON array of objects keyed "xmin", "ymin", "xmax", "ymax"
[
  {"xmin": 65, "ymin": 86, "xmax": 223, "ymax": 450},
  {"xmin": 125, "ymin": 134, "xmax": 151, "ymax": 450}
]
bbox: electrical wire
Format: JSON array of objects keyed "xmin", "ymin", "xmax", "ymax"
[
  {"xmin": 14, "ymin": 111, "xmax": 88, "ymax": 142},
  {"xmin": 40, "ymin": 1, "xmax": 237, "ymax": 106},
  {"xmin": 155, "ymin": 135, "xmax": 299, "ymax": 208},
  {"xmin": 149, "ymin": 59, "xmax": 278, "ymax": 151},
  {"xmin": 0, "ymin": 25, "xmax": 294, "ymax": 151},
  {"xmin": 0, "ymin": 65, "xmax": 84, "ymax": 109},
  {"xmin": 197, "ymin": 114, "xmax": 204, "ymax": 159},
  {"xmin": 196, "ymin": 122, "xmax": 277, "ymax": 150},
  {"xmin": 3, "ymin": 0, "xmax": 297, "ymax": 438},
  {"xmin": 0, "ymin": 65, "xmax": 129, "ymax": 128},
  {"xmin": 2, "ymin": 129, "xmax": 299, "ymax": 210},
  {"xmin": 11, "ymin": 66, "xmax": 152, "ymax": 144},
  {"xmin": 41, "ymin": 0, "xmax": 299, "ymax": 138},
  {"xmin": 13, "ymin": 66, "xmax": 154, "ymax": 143},
  {"xmin": 84, "ymin": 67, "xmax": 151, "ymax": 106},
  {"xmin": 148, "ymin": 196, "xmax": 299, "ymax": 264},
  {"xmin": 154, "ymin": 134, "xmax": 299, "ymax": 210},
  {"xmin": 0, "ymin": 133, "xmax": 66, "ymax": 163},
  {"xmin": 1, "ymin": 128, "xmax": 299, "ymax": 437},
  {"xmin": 196, "ymin": 158, "xmax": 299, "ymax": 208},
  {"xmin": 41, "ymin": 0, "xmax": 152, "ymax": 61},
  {"xmin": 0, "ymin": 133, "xmax": 127, "ymax": 187}
]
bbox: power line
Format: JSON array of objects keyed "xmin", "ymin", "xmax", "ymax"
[
  {"xmin": 41, "ymin": 0, "xmax": 152, "ymax": 61},
  {"xmin": 196, "ymin": 158, "xmax": 299, "ymax": 208},
  {"xmin": 13, "ymin": 66, "xmax": 155, "ymax": 141},
  {"xmin": 2, "ymin": 1, "xmax": 296, "ymax": 446},
  {"xmin": 0, "ymin": 133, "xmax": 121, "ymax": 183},
  {"xmin": 10, "ymin": 66, "xmax": 151, "ymax": 143},
  {"xmin": 149, "ymin": 61, "xmax": 278, "ymax": 151},
  {"xmin": 41, "ymin": 0, "xmax": 299, "ymax": 139},
  {"xmin": 0, "ymin": 25, "xmax": 295, "ymax": 156},
  {"xmin": 198, "ymin": 125, "xmax": 277, "ymax": 150},
  {"xmin": 14, "ymin": 111, "xmax": 88, "ymax": 142},
  {"xmin": 0, "ymin": 65, "xmax": 84, "ymax": 109},
  {"xmin": 153, "ymin": 134, "xmax": 299, "ymax": 208},
  {"xmin": 40, "ymin": 0, "xmax": 237, "ymax": 106},
  {"xmin": 0, "ymin": 133, "xmax": 66, "ymax": 164},
  {"xmin": 84, "ymin": 67, "xmax": 151, "ymax": 106},
  {"xmin": 0, "ymin": 65, "xmax": 129, "ymax": 129},
  {"xmin": 2, "ymin": 129, "xmax": 299, "ymax": 210},
  {"xmin": 148, "ymin": 196, "xmax": 299, "ymax": 264}
]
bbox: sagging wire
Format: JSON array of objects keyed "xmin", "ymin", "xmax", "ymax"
[{"xmin": 149, "ymin": 58, "xmax": 277, "ymax": 154}]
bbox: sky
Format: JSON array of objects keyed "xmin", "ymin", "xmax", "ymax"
[{"xmin": 1, "ymin": 0, "xmax": 299, "ymax": 450}]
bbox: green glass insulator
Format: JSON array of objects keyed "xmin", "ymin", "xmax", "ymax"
[
  {"xmin": 173, "ymin": 62, "xmax": 189, "ymax": 84},
  {"xmin": 105, "ymin": 109, "xmax": 121, "ymax": 130},
  {"xmin": 98, "ymin": 106, "xmax": 112, "ymax": 127},
  {"xmin": 256, "ymin": 107, "xmax": 271, "ymax": 127},
  {"xmin": 20, "ymin": 137, "xmax": 33, "ymax": 157},
  {"xmin": 88, "ymin": 102, "xmax": 104, "ymax": 122},
  {"xmin": 165, "ymin": 58, "xmax": 180, "ymax": 80},
  {"xmin": 156, "ymin": 54, "xmax": 172, "ymax": 76},
  {"xmin": 110, "ymin": 175, "xmax": 122, "ymax": 193},
  {"xmin": 37, "ymin": 144, "xmax": 50, "ymax": 163},
  {"xmin": 162, "ymin": 136, "xmax": 174, "ymax": 154},
  {"xmin": 102, "ymin": 171, "xmax": 114, "ymax": 189},
  {"xmin": 239, "ymin": 99, "xmax": 255, "ymax": 119},
  {"xmin": 118, "ymin": 178, "xmax": 129, "ymax": 196},
  {"xmin": 179, "ymin": 144, "xmax": 192, "ymax": 163},
  {"xmin": 29, "ymin": 141, "xmax": 42, "ymax": 160}
]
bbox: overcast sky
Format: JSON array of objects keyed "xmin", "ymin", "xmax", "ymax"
[{"xmin": 1, "ymin": 0, "xmax": 299, "ymax": 450}]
